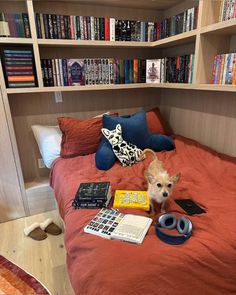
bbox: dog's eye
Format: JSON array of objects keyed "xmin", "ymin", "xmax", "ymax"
[
  {"xmin": 167, "ymin": 183, "xmax": 172, "ymax": 188},
  {"xmin": 157, "ymin": 183, "xmax": 162, "ymax": 188}
]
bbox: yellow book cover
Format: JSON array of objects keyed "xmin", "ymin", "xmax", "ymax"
[{"xmin": 113, "ymin": 190, "xmax": 150, "ymax": 211}]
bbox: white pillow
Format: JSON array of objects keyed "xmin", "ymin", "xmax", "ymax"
[{"xmin": 31, "ymin": 125, "xmax": 62, "ymax": 169}]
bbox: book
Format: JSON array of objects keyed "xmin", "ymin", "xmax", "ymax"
[
  {"xmin": 67, "ymin": 59, "xmax": 85, "ymax": 86},
  {"xmin": 72, "ymin": 182, "xmax": 112, "ymax": 209},
  {"xmin": 1, "ymin": 46, "xmax": 37, "ymax": 88},
  {"xmin": 84, "ymin": 208, "xmax": 152, "ymax": 244},
  {"xmin": 146, "ymin": 59, "xmax": 161, "ymax": 83},
  {"xmin": 113, "ymin": 190, "xmax": 150, "ymax": 211}
]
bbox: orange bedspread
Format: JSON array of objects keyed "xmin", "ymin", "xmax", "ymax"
[{"xmin": 51, "ymin": 135, "xmax": 236, "ymax": 295}]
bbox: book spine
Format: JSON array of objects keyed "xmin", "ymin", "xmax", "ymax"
[
  {"xmin": 87, "ymin": 16, "xmax": 91, "ymax": 40},
  {"xmin": 48, "ymin": 14, "xmax": 53, "ymax": 39},
  {"xmin": 90, "ymin": 16, "xmax": 95, "ymax": 40},
  {"xmin": 22, "ymin": 13, "xmax": 31, "ymax": 38},
  {"xmin": 47, "ymin": 59, "xmax": 53, "ymax": 86},
  {"xmin": 38, "ymin": 14, "xmax": 45, "ymax": 39},
  {"xmin": 105, "ymin": 17, "xmax": 110, "ymax": 41},
  {"xmin": 52, "ymin": 14, "xmax": 58, "ymax": 39},
  {"xmin": 62, "ymin": 59, "xmax": 69, "ymax": 86},
  {"xmin": 35, "ymin": 13, "xmax": 42, "ymax": 38},
  {"xmin": 51, "ymin": 59, "xmax": 57, "ymax": 86},
  {"xmin": 74, "ymin": 16, "xmax": 77, "ymax": 40},
  {"xmin": 55, "ymin": 58, "xmax": 61, "ymax": 86},
  {"xmin": 234, "ymin": 0, "xmax": 236, "ymax": 18},
  {"xmin": 60, "ymin": 15, "xmax": 65, "ymax": 39},
  {"xmin": 212, "ymin": 55, "xmax": 217, "ymax": 84},
  {"xmin": 110, "ymin": 18, "xmax": 115, "ymax": 41},
  {"xmin": 77, "ymin": 202, "xmax": 105, "ymax": 208}
]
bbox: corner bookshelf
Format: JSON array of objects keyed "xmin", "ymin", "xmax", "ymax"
[{"xmin": 0, "ymin": 0, "xmax": 235, "ymax": 217}]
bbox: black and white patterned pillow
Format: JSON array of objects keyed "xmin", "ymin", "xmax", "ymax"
[{"xmin": 101, "ymin": 124, "xmax": 144, "ymax": 167}]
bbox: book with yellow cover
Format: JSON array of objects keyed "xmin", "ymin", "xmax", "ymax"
[{"xmin": 113, "ymin": 190, "xmax": 150, "ymax": 211}]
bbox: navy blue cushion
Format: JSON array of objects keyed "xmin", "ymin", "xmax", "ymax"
[
  {"xmin": 102, "ymin": 111, "xmax": 150, "ymax": 150},
  {"xmin": 95, "ymin": 111, "xmax": 175, "ymax": 170},
  {"xmin": 147, "ymin": 134, "xmax": 175, "ymax": 151},
  {"xmin": 95, "ymin": 139, "xmax": 116, "ymax": 170}
]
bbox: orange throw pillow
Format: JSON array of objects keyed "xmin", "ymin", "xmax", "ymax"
[
  {"xmin": 58, "ymin": 116, "xmax": 103, "ymax": 158},
  {"xmin": 146, "ymin": 107, "xmax": 172, "ymax": 135}
]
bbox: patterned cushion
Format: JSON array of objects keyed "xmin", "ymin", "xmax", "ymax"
[{"xmin": 101, "ymin": 124, "xmax": 144, "ymax": 167}]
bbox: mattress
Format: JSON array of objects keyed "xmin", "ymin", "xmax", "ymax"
[{"xmin": 50, "ymin": 135, "xmax": 236, "ymax": 295}]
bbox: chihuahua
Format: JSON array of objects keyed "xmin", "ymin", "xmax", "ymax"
[{"xmin": 143, "ymin": 149, "xmax": 181, "ymax": 214}]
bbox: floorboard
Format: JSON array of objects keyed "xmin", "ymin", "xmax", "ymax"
[{"xmin": 0, "ymin": 210, "xmax": 74, "ymax": 295}]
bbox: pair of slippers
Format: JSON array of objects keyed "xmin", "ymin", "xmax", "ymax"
[{"xmin": 24, "ymin": 218, "xmax": 62, "ymax": 241}]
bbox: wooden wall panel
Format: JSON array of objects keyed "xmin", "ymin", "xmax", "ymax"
[
  {"xmin": 0, "ymin": 89, "xmax": 26, "ymax": 222},
  {"xmin": 9, "ymin": 88, "xmax": 161, "ymax": 181},
  {"xmin": 160, "ymin": 89, "xmax": 236, "ymax": 157}
]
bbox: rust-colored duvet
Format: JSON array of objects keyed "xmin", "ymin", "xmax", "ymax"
[{"xmin": 50, "ymin": 136, "xmax": 236, "ymax": 295}]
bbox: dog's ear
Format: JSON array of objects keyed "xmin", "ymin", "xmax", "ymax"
[
  {"xmin": 101, "ymin": 128, "xmax": 110, "ymax": 139},
  {"xmin": 170, "ymin": 172, "xmax": 181, "ymax": 184},
  {"xmin": 144, "ymin": 171, "xmax": 156, "ymax": 184}
]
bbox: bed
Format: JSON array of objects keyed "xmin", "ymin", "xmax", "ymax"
[{"xmin": 50, "ymin": 134, "xmax": 236, "ymax": 295}]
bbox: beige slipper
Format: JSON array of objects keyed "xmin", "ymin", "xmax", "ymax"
[
  {"xmin": 24, "ymin": 223, "xmax": 47, "ymax": 241},
  {"xmin": 40, "ymin": 218, "xmax": 62, "ymax": 235}
]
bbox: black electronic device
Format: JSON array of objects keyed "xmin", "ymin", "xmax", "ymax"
[{"xmin": 175, "ymin": 199, "xmax": 206, "ymax": 215}]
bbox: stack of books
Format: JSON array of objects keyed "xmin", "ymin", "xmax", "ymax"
[
  {"xmin": 0, "ymin": 12, "xmax": 30, "ymax": 38},
  {"xmin": 219, "ymin": 0, "xmax": 236, "ymax": 22},
  {"xmin": 1, "ymin": 47, "xmax": 37, "ymax": 88},
  {"xmin": 41, "ymin": 58, "xmax": 147, "ymax": 87},
  {"xmin": 72, "ymin": 182, "xmax": 112, "ymax": 209},
  {"xmin": 212, "ymin": 53, "xmax": 236, "ymax": 85}
]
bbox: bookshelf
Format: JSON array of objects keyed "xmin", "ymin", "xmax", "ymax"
[{"xmin": 0, "ymin": 0, "xmax": 235, "ymax": 219}]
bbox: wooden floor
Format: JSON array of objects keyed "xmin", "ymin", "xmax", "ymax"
[{"xmin": 0, "ymin": 210, "xmax": 74, "ymax": 295}]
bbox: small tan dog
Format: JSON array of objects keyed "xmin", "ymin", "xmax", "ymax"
[{"xmin": 143, "ymin": 149, "xmax": 181, "ymax": 214}]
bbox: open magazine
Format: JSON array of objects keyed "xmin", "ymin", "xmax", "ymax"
[{"xmin": 84, "ymin": 208, "xmax": 152, "ymax": 244}]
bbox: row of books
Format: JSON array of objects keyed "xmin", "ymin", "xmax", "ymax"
[
  {"xmin": 212, "ymin": 53, "xmax": 236, "ymax": 85},
  {"xmin": 35, "ymin": 7, "xmax": 197, "ymax": 42},
  {"xmin": 1, "ymin": 48, "xmax": 37, "ymax": 88},
  {"xmin": 0, "ymin": 12, "xmax": 30, "ymax": 38},
  {"xmin": 219, "ymin": 0, "xmax": 236, "ymax": 22},
  {"xmin": 41, "ymin": 58, "xmax": 147, "ymax": 86},
  {"xmin": 147, "ymin": 55, "xmax": 195, "ymax": 84},
  {"xmin": 41, "ymin": 55, "xmax": 195, "ymax": 87},
  {"xmin": 35, "ymin": 13, "xmax": 156, "ymax": 42},
  {"xmin": 156, "ymin": 6, "xmax": 198, "ymax": 40}
]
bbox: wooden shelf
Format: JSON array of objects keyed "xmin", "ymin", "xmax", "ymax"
[
  {"xmin": 195, "ymin": 84, "xmax": 236, "ymax": 92},
  {"xmin": 6, "ymin": 83, "xmax": 236, "ymax": 94},
  {"xmin": 201, "ymin": 19, "xmax": 236, "ymax": 35},
  {"xmin": 0, "ymin": 37, "xmax": 33, "ymax": 45},
  {"xmin": 153, "ymin": 83, "xmax": 236, "ymax": 92},
  {"xmin": 38, "ymin": 39, "xmax": 151, "ymax": 48},
  {"xmin": 152, "ymin": 30, "xmax": 197, "ymax": 48},
  {"xmin": 6, "ymin": 83, "xmax": 151, "ymax": 94}
]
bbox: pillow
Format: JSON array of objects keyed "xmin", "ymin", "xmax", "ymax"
[
  {"xmin": 146, "ymin": 107, "xmax": 172, "ymax": 135},
  {"xmin": 102, "ymin": 111, "xmax": 150, "ymax": 150},
  {"xmin": 101, "ymin": 124, "xmax": 144, "ymax": 167},
  {"xmin": 96, "ymin": 111, "xmax": 175, "ymax": 170},
  {"xmin": 58, "ymin": 116, "xmax": 103, "ymax": 158},
  {"xmin": 31, "ymin": 125, "xmax": 62, "ymax": 168},
  {"xmin": 95, "ymin": 138, "xmax": 117, "ymax": 171}
]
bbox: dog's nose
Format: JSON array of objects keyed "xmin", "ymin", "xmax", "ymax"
[{"xmin": 162, "ymin": 192, "xmax": 168, "ymax": 197}]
